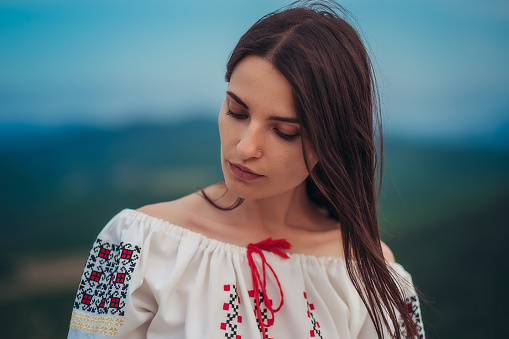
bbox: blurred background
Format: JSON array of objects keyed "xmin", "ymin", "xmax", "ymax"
[{"xmin": 0, "ymin": 0, "xmax": 508, "ymax": 337}]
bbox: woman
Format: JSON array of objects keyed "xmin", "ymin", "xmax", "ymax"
[{"xmin": 68, "ymin": 1, "xmax": 425, "ymax": 338}]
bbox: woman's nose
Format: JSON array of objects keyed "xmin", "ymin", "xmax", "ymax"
[{"xmin": 237, "ymin": 126, "xmax": 262, "ymax": 160}]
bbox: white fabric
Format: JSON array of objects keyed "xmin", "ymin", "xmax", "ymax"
[{"xmin": 68, "ymin": 209, "xmax": 423, "ymax": 339}]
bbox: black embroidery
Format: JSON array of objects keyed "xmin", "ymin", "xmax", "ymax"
[
  {"xmin": 220, "ymin": 284, "xmax": 242, "ymax": 339},
  {"xmin": 249, "ymin": 289, "xmax": 273, "ymax": 339},
  {"xmin": 399, "ymin": 295, "xmax": 425, "ymax": 338},
  {"xmin": 73, "ymin": 238, "xmax": 141, "ymax": 316},
  {"xmin": 303, "ymin": 292, "xmax": 323, "ymax": 338}
]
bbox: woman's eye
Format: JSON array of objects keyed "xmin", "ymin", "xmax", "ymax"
[
  {"xmin": 226, "ymin": 109, "xmax": 247, "ymax": 119},
  {"xmin": 274, "ymin": 128, "xmax": 299, "ymax": 141}
]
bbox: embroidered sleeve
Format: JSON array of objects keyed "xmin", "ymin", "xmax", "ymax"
[
  {"xmin": 399, "ymin": 294, "xmax": 425, "ymax": 339},
  {"xmin": 69, "ymin": 238, "xmax": 141, "ymax": 335},
  {"xmin": 392, "ymin": 264, "xmax": 426, "ymax": 339},
  {"xmin": 376, "ymin": 290, "xmax": 425, "ymax": 339},
  {"xmin": 68, "ymin": 213, "xmax": 154, "ymax": 338}
]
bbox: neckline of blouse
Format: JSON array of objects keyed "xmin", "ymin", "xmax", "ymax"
[{"xmin": 120, "ymin": 208, "xmax": 401, "ymax": 269}]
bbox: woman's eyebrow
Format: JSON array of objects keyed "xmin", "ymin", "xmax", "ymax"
[
  {"xmin": 268, "ymin": 116, "xmax": 299, "ymax": 124},
  {"xmin": 226, "ymin": 91, "xmax": 248, "ymax": 109}
]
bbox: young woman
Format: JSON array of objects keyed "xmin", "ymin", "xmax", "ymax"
[{"xmin": 68, "ymin": 1, "xmax": 425, "ymax": 338}]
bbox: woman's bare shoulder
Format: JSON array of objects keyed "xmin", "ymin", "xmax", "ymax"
[
  {"xmin": 136, "ymin": 184, "xmax": 232, "ymax": 233},
  {"xmin": 381, "ymin": 241, "xmax": 396, "ymax": 263},
  {"xmin": 136, "ymin": 192, "xmax": 203, "ymax": 228}
]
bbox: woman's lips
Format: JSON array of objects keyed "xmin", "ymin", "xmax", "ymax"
[{"xmin": 229, "ymin": 162, "xmax": 264, "ymax": 181}]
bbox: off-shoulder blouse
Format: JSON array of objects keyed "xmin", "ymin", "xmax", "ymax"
[{"xmin": 68, "ymin": 209, "xmax": 425, "ymax": 338}]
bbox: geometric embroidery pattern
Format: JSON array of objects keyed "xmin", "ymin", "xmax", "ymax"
[
  {"xmin": 400, "ymin": 295, "xmax": 425, "ymax": 339},
  {"xmin": 248, "ymin": 289, "xmax": 273, "ymax": 339},
  {"xmin": 72, "ymin": 238, "xmax": 141, "ymax": 317},
  {"xmin": 220, "ymin": 284, "xmax": 242, "ymax": 339},
  {"xmin": 303, "ymin": 292, "xmax": 323, "ymax": 338},
  {"xmin": 69, "ymin": 310, "xmax": 124, "ymax": 335}
]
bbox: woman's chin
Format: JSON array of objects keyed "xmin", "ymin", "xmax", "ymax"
[
  {"xmin": 222, "ymin": 177, "xmax": 248, "ymax": 199},
  {"xmin": 223, "ymin": 177, "xmax": 262, "ymax": 200},
  {"xmin": 225, "ymin": 179, "xmax": 286, "ymax": 202}
]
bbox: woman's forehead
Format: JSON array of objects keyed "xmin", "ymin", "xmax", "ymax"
[{"xmin": 228, "ymin": 56, "xmax": 296, "ymax": 118}]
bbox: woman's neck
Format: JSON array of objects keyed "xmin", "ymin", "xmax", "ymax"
[{"xmin": 226, "ymin": 181, "xmax": 327, "ymax": 236}]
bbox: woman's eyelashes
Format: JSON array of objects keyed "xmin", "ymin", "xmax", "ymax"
[
  {"xmin": 226, "ymin": 108, "xmax": 248, "ymax": 120},
  {"xmin": 274, "ymin": 128, "xmax": 300, "ymax": 141},
  {"xmin": 226, "ymin": 108, "xmax": 300, "ymax": 141}
]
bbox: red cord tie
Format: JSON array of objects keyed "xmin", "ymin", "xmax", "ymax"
[{"xmin": 247, "ymin": 237, "xmax": 291, "ymax": 339}]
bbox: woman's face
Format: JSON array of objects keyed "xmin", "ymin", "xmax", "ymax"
[{"xmin": 218, "ymin": 55, "xmax": 315, "ymax": 200}]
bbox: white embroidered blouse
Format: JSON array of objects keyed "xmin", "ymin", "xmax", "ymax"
[{"xmin": 68, "ymin": 209, "xmax": 425, "ymax": 338}]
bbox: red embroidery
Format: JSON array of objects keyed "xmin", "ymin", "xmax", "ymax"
[
  {"xmin": 110, "ymin": 298, "xmax": 120, "ymax": 308},
  {"xmin": 73, "ymin": 239, "xmax": 141, "ymax": 316},
  {"xmin": 400, "ymin": 296, "xmax": 425, "ymax": 338},
  {"xmin": 304, "ymin": 291, "xmax": 323, "ymax": 338},
  {"xmin": 121, "ymin": 249, "xmax": 133, "ymax": 259},
  {"xmin": 99, "ymin": 247, "xmax": 110, "ymax": 259},
  {"xmin": 81, "ymin": 294, "xmax": 92, "ymax": 305},
  {"xmin": 248, "ymin": 289, "xmax": 275, "ymax": 338},
  {"xmin": 116, "ymin": 273, "xmax": 126, "ymax": 284},
  {"xmin": 247, "ymin": 238, "xmax": 291, "ymax": 339},
  {"xmin": 90, "ymin": 271, "xmax": 101, "ymax": 282},
  {"xmin": 406, "ymin": 303, "xmax": 413, "ymax": 313},
  {"xmin": 220, "ymin": 284, "xmax": 242, "ymax": 339}
]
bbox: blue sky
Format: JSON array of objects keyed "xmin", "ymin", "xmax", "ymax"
[{"xmin": 1, "ymin": 0, "xmax": 508, "ymax": 140}]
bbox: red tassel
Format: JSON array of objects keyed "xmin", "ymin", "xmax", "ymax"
[{"xmin": 247, "ymin": 238, "xmax": 291, "ymax": 339}]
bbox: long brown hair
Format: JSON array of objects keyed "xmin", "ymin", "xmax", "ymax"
[{"xmin": 206, "ymin": 1, "xmax": 419, "ymax": 337}]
